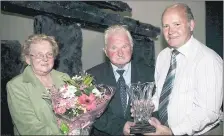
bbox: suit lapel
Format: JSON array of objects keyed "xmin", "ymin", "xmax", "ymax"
[
  {"xmin": 22, "ymin": 66, "xmax": 55, "ymax": 116},
  {"xmin": 104, "ymin": 62, "xmax": 125, "ymax": 117},
  {"xmin": 23, "ymin": 66, "xmax": 47, "ymax": 95},
  {"xmin": 131, "ymin": 62, "xmax": 138, "ymax": 83},
  {"xmin": 104, "ymin": 62, "xmax": 117, "ymax": 88}
]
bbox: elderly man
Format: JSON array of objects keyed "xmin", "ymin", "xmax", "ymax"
[
  {"xmin": 125, "ymin": 3, "xmax": 223, "ymax": 136},
  {"xmin": 87, "ymin": 25, "xmax": 155, "ymax": 136}
]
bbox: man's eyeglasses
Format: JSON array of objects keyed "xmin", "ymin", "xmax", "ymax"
[{"xmin": 30, "ymin": 53, "xmax": 54, "ymax": 60}]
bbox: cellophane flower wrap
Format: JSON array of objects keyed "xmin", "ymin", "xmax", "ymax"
[{"xmin": 50, "ymin": 73, "xmax": 115, "ymax": 135}]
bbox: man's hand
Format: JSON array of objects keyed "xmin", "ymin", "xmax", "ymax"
[
  {"xmin": 123, "ymin": 121, "xmax": 135, "ymax": 135},
  {"xmin": 144, "ymin": 117, "xmax": 173, "ymax": 135}
]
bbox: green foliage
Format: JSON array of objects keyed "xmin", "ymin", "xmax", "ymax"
[
  {"xmin": 83, "ymin": 74, "xmax": 94, "ymax": 86},
  {"xmin": 60, "ymin": 122, "xmax": 69, "ymax": 134},
  {"xmin": 77, "ymin": 108, "xmax": 84, "ymax": 115},
  {"xmin": 75, "ymin": 90, "xmax": 82, "ymax": 96},
  {"xmin": 84, "ymin": 86, "xmax": 94, "ymax": 96},
  {"xmin": 64, "ymin": 109, "xmax": 74, "ymax": 119},
  {"xmin": 62, "ymin": 73, "xmax": 94, "ymax": 87}
]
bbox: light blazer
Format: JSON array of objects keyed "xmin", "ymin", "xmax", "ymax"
[
  {"xmin": 87, "ymin": 61, "xmax": 155, "ymax": 135},
  {"xmin": 7, "ymin": 66, "xmax": 70, "ymax": 135}
]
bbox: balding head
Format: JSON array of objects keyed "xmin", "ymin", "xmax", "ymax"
[{"xmin": 162, "ymin": 3, "xmax": 194, "ymax": 22}]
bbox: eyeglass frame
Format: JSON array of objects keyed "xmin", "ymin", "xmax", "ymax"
[{"xmin": 29, "ymin": 52, "xmax": 55, "ymax": 60}]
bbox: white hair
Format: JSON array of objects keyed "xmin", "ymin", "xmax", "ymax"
[{"xmin": 104, "ymin": 25, "xmax": 133, "ymax": 49}]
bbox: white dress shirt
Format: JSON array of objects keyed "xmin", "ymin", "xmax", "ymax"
[
  {"xmin": 111, "ymin": 62, "xmax": 131, "ymax": 106},
  {"xmin": 152, "ymin": 36, "xmax": 223, "ymax": 135}
]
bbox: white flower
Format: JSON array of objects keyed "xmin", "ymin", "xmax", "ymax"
[
  {"xmin": 72, "ymin": 75, "xmax": 82, "ymax": 80},
  {"xmin": 92, "ymin": 87, "xmax": 102, "ymax": 98},
  {"xmin": 61, "ymin": 85, "xmax": 77, "ymax": 98}
]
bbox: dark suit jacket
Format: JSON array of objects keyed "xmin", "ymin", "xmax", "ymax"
[{"xmin": 87, "ymin": 61, "xmax": 155, "ymax": 136}]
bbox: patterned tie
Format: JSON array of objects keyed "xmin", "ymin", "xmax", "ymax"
[
  {"xmin": 116, "ymin": 70, "xmax": 127, "ymax": 115},
  {"xmin": 158, "ymin": 49, "xmax": 179, "ymax": 126}
]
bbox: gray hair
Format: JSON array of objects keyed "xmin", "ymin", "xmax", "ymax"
[
  {"xmin": 162, "ymin": 3, "xmax": 194, "ymax": 22},
  {"xmin": 104, "ymin": 25, "xmax": 133, "ymax": 49},
  {"xmin": 21, "ymin": 34, "xmax": 59, "ymax": 63}
]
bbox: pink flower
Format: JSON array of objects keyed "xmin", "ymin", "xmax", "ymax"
[
  {"xmin": 58, "ymin": 98, "xmax": 67, "ymax": 107},
  {"xmin": 78, "ymin": 93, "xmax": 96, "ymax": 111},
  {"xmin": 66, "ymin": 98, "xmax": 76, "ymax": 109},
  {"xmin": 54, "ymin": 106, "xmax": 66, "ymax": 114}
]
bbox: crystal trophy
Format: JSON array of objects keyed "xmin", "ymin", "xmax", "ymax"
[{"xmin": 127, "ymin": 82, "xmax": 156, "ymax": 134}]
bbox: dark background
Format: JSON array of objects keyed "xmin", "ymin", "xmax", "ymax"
[{"xmin": 206, "ymin": 1, "xmax": 223, "ymax": 58}]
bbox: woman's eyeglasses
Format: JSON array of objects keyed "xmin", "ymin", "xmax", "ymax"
[{"xmin": 30, "ymin": 53, "xmax": 54, "ymax": 60}]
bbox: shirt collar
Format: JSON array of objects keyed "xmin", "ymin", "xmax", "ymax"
[
  {"xmin": 174, "ymin": 35, "xmax": 195, "ymax": 58},
  {"xmin": 111, "ymin": 61, "xmax": 131, "ymax": 76}
]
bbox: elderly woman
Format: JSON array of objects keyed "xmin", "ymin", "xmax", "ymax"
[{"xmin": 7, "ymin": 34, "xmax": 70, "ymax": 135}]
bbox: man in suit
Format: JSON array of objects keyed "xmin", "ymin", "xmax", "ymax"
[{"xmin": 87, "ymin": 25, "xmax": 154, "ymax": 136}]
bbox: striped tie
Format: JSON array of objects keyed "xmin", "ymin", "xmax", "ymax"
[
  {"xmin": 158, "ymin": 49, "xmax": 179, "ymax": 126},
  {"xmin": 116, "ymin": 70, "xmax": 127, "ymax": 115}
]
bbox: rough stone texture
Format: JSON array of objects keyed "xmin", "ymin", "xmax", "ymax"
[
  {"xmin": 1, "ymin": 1, "xmax": 160, "ymax": 40},
  {"xmin": 1, "ymin": 40, "xmax": 23, "ymax": 135},
  {"xmin": 132, "ymin": 35, "xmax": 155, "ymax": 67},
  {"xmin": 52, "ymin": 1, "xmax": 132, "ymax": 12},
  {"xmin": 34, "ymin": 15, "xmax": 83, "ymax": 76},
  {"xmin": 1, "ymin": 1, "xmax": 160, "ymax": 67}
]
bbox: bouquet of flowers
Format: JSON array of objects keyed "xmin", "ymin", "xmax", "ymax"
[{"xmin": 49, "ymin": 73, "xmax": 115, "ymax": 135}]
